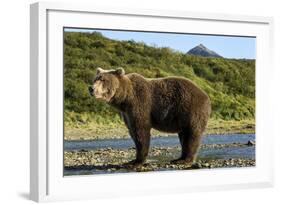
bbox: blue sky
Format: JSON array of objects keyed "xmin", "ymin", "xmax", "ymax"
[{"xmin": 65, "ymin": 28, "xmax": 256, "ymax": 59}]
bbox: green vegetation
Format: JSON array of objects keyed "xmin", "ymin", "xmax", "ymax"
[{"xmin": 64, "ymin": 31, "xmax": 255, "ymax": 135}]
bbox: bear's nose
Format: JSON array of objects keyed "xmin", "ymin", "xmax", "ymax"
[{"xmin": 88, "ymin": 86, "xmax": 94, "ymax": 95}]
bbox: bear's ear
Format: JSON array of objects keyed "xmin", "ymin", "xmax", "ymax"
[
  {"xmin": 115, "ymin": 67, "xmax": 125, "ymax": 76},
  {"xmin": 96, "ymin": 67, "xmax": 104, "ymax": 75}
]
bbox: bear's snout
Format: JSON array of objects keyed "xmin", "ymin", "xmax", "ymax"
[{"xmin": 88, "ymin": 86, "xmax": 94, "ymax": 96}]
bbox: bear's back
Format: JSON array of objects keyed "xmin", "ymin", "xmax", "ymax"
[
  {"xmin": 125, "ymin": 74, "xmax": 209, "ymax": 107},
  {"xmin": 150, "ymin": 76, "xmax": 209, "ymax": 103}
]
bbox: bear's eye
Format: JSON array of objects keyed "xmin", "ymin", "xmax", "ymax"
[{"xmin": 97, "ymin": 76, "xmax": 104, "ymax": 82}]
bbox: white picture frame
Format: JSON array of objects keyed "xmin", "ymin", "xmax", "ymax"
[{"xmin": 30, "ymin": 1, "xmax": 274, "ymax": 202}]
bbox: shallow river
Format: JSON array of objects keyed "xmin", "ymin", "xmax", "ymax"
[{"xmin": 64, "ymin": 134, "xmax": 255, "ymax": 159}]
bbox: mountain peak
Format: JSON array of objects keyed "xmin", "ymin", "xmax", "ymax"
[
  {"xmin": 198, "ymin": 43, "xmax": 205, "ymax": 48},
  {"xmin": 187, "ymin": 44, "xmax": 222, "ymax": 58}
]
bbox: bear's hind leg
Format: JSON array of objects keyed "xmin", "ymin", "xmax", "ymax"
[{"xmin": 172, "ymin": 129, "xmax": 202, "ymax": 164}]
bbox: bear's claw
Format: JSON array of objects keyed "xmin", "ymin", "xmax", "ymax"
[{"xmin": 123, "ymin": 159, "xmax": 144, "ymax": 168}]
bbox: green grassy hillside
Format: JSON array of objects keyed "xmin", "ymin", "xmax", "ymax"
[{"xmin": 64, "ymin": 31, "xmax": 255, "ymax": 127}]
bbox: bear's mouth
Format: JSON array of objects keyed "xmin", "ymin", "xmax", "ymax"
[
  {"xmin": 93, "ymin": 92, "xmax": 109, "ymax": 101},
  {"xmin": 94, "ymin": 94, "xmax": 105, "ymax": 99}
]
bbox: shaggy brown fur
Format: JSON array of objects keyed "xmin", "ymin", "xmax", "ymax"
[{"xmin": 89, "ymin": 67, "xmax": 211, "ymax": 165}]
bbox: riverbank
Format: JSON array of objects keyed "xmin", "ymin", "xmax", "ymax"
[
  {"xmin": 64, "ymin": 142, "xmax": 255, "ymax": 175},
  {"xmin": 64, "ymin": 119, "xmax": 255, "ymax": 140}
]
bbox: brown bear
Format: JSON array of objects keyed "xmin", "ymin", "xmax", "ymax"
[{"xmin": 89, "ymin": 67, "xmax": 211, "ymax": 166}]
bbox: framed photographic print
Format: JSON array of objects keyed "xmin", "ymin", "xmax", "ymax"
[{"xmin": 30, "ymin": 2, "xmax": 274, "ymax": 202}]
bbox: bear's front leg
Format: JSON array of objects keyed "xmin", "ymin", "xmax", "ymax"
[
  {"xmin": 128, "ymin": 128, "xmax": 151, "ymax": 166},
  {"xmin": 121, "ymin": 111, "xmax": 151, "ymax": 166}
]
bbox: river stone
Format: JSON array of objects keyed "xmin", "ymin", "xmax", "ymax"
[
  {"xmin": 191, "ymin": 162, "xmax": 202, "ymax": 169},
  {"xmin": 203, "ymin": 163, "xmax": 210, "ymax": 168},
  {"xmin": 247, "ymin": 140, "xmax": 255, "ymax": 146}
]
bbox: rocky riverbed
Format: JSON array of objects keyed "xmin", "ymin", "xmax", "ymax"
[{"xmin": 64, "ymin": 142, "xmax": 255, "ymax": 175}]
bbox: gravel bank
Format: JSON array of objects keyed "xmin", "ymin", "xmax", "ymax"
[{"xmin": 64, "ymin": 143, "xmax": 255, "ymax": 174}]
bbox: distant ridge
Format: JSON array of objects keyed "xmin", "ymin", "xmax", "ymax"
[{"xmin": 187, "ymin": 44, "xmax": 222, "ymax": 58}]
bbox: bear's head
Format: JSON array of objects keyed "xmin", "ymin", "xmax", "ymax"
[{"xmin": 89, "ymin": 67, "xmax": 125, "ymax": 102}]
